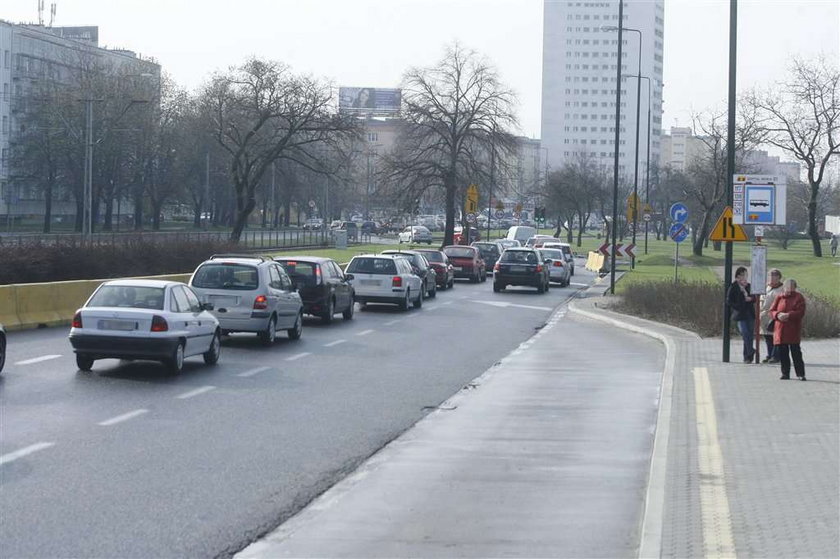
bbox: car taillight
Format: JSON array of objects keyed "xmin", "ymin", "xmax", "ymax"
[
  {"xmin": 535, "ymin": 265, "xmax": 543, "ymax": 272},
  {"xmin": 151, "ymin": 315, "xmax": 168, "ymax": 332},
  {"xmin": 554, "ymin": 261, "xmax": 564, "ymax": 267},
  {"xmin": 253, "ymin": 295, "xmax": 268, "ymax": 309},
  {"xmin": 72, "ymin": 312, "xmax": 83, "ymax": 328},
  {"xmin": 392, "ymin": 276, "xmax": 403, "ymax": 287},
  {"xmin": 315, "ymin": 266, "xmax": 322, "ymax": 285},
  {"xmin": 494, "ymin": 262, "xmax": 500, "ymax": 271}
]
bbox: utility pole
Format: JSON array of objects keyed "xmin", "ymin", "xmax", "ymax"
[
  {"xmin": 487, "ymin": 125, "xmax": 496, "ymax": 241},
  {"xmin": 83, "ymin": 99, "xmax": 94, "ymax": 240},
  {"xmin": 205, "ymin": 152, "xmax": 210, "ymax": 229},
  {"xmin": 722, "ymin": 0, "xmax": 738, "ymax": 362},
  {"xmin": 609, "ymin": 0, "xmax": 625, "ymax": 295}
]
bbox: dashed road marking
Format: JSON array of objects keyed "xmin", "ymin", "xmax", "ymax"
[
  {"xmin": 0, "ymin": 442, "xmax": 55, "ymax": 466},
  {"xmin": 384, "ymin": 319, "xmax": 402, "ymax": 326},
  {"xmin": 98, "ymin": 409, "xmax": 149, "ymax": 426},
  {"xmin": 324, "ymin": 339, "xmax": 347, "ymax": 348},
  {"xmin": 176, "ymin": 386, "xmax": 217, "ymax": 400},
  {"xmin": 237, "ymin": 366, "xmax": 271, "ymax": 378},
  {"xmin": 356, "ymin": 329, "xmax": 375, "ymax": 336},
  {"xmin": 15, "ymin": 354, "xmax": 62, "ymax": 366},
  {"xmin": 693, "ymin": 366, "xmax": 736, "ymax": 558},
  {"xmin": 285, "ymin": 352, "xmax": 312, "ymax": 361},
  {"xmin": 442, "ymin": 301, "xmax": 453, "ymax": 305}
]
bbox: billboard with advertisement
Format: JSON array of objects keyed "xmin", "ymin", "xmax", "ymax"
[{"xmin": 339, "ymin": 87, "xmax": 401, "ymax": 114}]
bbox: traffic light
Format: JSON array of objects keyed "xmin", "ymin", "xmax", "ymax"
[{"xmin": 535, "ymin": 206, "xmax": 546, "ymax": 222}]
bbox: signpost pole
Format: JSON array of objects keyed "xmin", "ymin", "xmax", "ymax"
[
  {"xmin": 722, "ymin": 0, "xmax": 738, "ymax": 363},
  {"xmin": 674, "ymin": 240, "xmax": 679, "ymax": 284}
]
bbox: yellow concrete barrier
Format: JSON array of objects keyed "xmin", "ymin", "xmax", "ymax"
[
  {"xmin": 585, "ymin": 251, "xmax": 606, "ymax": 273},
  {"xmin": 1, "ymin": 273, "xmax": 195, "ymax": 331}
]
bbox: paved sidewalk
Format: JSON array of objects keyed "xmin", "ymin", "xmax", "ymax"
[
  {"xmin": 237, "ymin": 288, "xmax": 839, "ymax": 558},
  {"xmin": 571, "ymin": 297, "xmax": 840, "ymax": 559}
]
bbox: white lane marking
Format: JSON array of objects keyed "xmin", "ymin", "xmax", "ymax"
[
  {"xmin": 356, "ymin": 329, "xmax": 375, "ymax": 336},
  {"xmin": 176, "ymin": 386, "xmax": 217, "ymax": 399},
  {"xmin": 0, "ymin": 442, "xmax": 55, "ymax": 466},
  {"xmin": 693, "ymin": 367, "xmax": 736, "ymax": 557},
  {"xmin": 15, "ymin": 354, "xmax": 62, "ymax": 366},
  {"xmin": 324, "ymin": 339, "xmax": 347, "ymax": 348},
  {"xmin": 237, "ymin": 366, "xmax": 272, "ymax": 378},
  {"xmin": 285, "ymin": 352, "xmax": 312, "ymax": 362},
  {"xmin": 473, "ymin": 300, "xmax": 553, "ymax": 311},
  {"xmin": 442, "ymin": 301, "xmax": 453, "ymax": 305},
  {"xmin": 570, "ymin": 282, "xmax": 589, "ymax": 287},
  {"xmin": 384, "ymin": 319, "xmax": 402, "ymax": 326},
  {"xmin": 98, "ymin": 409, "xmax": 149, "ymax": 426}
]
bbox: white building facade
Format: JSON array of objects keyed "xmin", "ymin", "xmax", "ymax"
[{"xmin": 541, "ymin": 0, "xmax": 664, "ymax": 181}]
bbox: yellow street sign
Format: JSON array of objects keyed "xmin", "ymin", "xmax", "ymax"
[
  {"xmin": 626, "ymin": 193, "xmax": 640, "ymax": 222},
  {"xmin": 465, "ymin": 199, "xmax": 478, "ymax": 214},
  {"xmin": 495, "ymin": 200, "xmax": 505, "ymax": 211},
  {"xmin": 709, "ymin": 206, "xmax": 749, "ymax": 242},
  {"xmin": 467, "ymin": 184, "xmax": 479, "ymax": 203}
]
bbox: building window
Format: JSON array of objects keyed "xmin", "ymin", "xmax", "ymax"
[{"xmin": 2, "ymin": 116, "xmax": 7, "ymax": 135}]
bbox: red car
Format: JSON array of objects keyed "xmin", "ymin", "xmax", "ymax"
[
  {"xmin": 414, "ymin": 249, "xmax": 456, "ymax": 290},
  {"xmin": 442, "ymin": 245, "xmax": 486, "ymax": 283}
]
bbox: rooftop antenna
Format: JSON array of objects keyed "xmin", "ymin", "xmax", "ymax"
[
  {"xmin": 37, "ymin": 0, "xmax": 44, "ymax": 25},
  {"xmin": 49, "ymin": 2, "xmax": 56, "ymax": 27}
]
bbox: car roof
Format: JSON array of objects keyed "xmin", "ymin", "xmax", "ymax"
[
  {"xmin": 381, "ymin": 249, "xmax": 422, "ymax": 255},
  {"xmin": 351, "ymin": 254, "xmax": 401, "ymax": 259},
  {"xmin": 505, "ymin": 247, "xmax": 536, "ymax": 252},
  {"xmin": 274, "ymin": 256, "xmax": 333, "ymax": 263},
  {"xmin": 101, "ymin": 279, "xmax": 181, "ymax": 288}
]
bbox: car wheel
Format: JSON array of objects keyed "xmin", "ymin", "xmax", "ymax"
[
  {"xmin": 398, "ymin": 290, "xmax": 410, "ymax": 311},
  {"xmin": 166, "ymin": 342, "xmax": 185, "ymax": 375},
  {"xmin": 493, "ymin": 282, "xmax": 502, "ymax": 293},
  {"xmin": 288, "ymin": 312, "xmax": 303, "ymax": 340},
  {"xmin": 471, "ymin": 272, "xmax": 479, "ymax": 284},
  {"xmin": 426, "ymin": 240, "xmax": 432, "ymax": 245},
  {"xmin": 321, "ymin": 297, "xmax": 334, "ymax": 324},
  {"xmin": 480, "ymin": 271, "xmax": 487, "ymax": 282},
  {"xmin": 203, "ymin": 331, "xmax": 221, "ymax": 365},
  {"xmin": 448, "ymin": 278, "xmax": 455, "ymax": 289},
  {"xmin": 537, "ymin": 281, "xmax": 545, "ymax": 294},
  {"xmin": 342, "ymin": 296, "xmax": 355, "ymax": 320},
  {"xmin": 429, "ymin": 282, "xmax": 437, "ymax": 298},
  {"xmin": 259, "ymin": 316, "xmax": 277, "ymax": 346},
  {"xmin": 76, "ymin": 354, "xmax": 94, "ymax": 372},
  {"xmin": 413, "ymin": 289, "xmax": 423, "ymax": 309}
]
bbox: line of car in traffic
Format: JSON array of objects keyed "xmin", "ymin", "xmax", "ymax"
[{"xmin": 0, "ymin": 237, "xmax": 578, "ymax": 377}]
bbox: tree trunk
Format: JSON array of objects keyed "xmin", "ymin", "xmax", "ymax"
[
  {"xmin": 807, "ymin": 181, "xmax": 823, "ymax": 257},
  {"xmin": 43, "ymin": 176, "xmax": 54, "ymax": 233},
  {"xmin": 692, "ymin": 210, "xmax": 713, "ymax": 256},
  {"xmin": 443, "ymin": 181, "xmax": 456, "ymax": 247},
  {"xmin": 193, "ymin": 206, "xmax": 202, "ymax": 228},
  {"xmin": 230, "ymin": 183, "xmax": 257, "ymax": 243}
]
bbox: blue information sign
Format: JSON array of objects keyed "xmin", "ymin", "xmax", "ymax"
[
  {"xmin": 669, "ymin": 223, "xmax": 689, "ymax": 243},
  {"xmin": 669, "ymin": 203, "xmax": 689, "ymax": 224},
  {"xmin": 744, "ymin": 186, "xmax": 775, "ymax": 224}
]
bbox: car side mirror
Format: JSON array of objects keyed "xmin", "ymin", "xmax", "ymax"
[
  {"xmin": 201, "ymin": 302, "xmax": 215, "ymax": 311},
  {"xmin": 345, "ymin": 273, "xmax": 354, "ymax": 281},
  {"xmin": 544, "ymin": 259, "xmax": 552, "ymax": 265}
]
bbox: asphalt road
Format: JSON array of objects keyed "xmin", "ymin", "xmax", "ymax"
[{"xmin": 1, "ymin": 268, "xmax": 594, "ymax": 557}]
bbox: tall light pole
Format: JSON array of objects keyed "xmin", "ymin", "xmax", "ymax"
[
  {"xmin": 602, "ymin": 2, "xmax": 624, "ymax": 294},
  {"xmin": 722, "ymin": 0, "xmax": 738, "ymax": 363},
  {"xmin": 624, "ymin": 74, "xmax": 652, "ymax": 254}
]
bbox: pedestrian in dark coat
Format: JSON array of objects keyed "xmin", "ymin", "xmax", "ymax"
[
  {"xmin": 770, "ymin": 278, "xmax": 807, "ymax": 380},
  {"xmin": 728, "ymin": 266, "xmax": 756, "ymax": 363}
]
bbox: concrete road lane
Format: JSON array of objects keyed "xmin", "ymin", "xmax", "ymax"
[{"xmin": 0, "ymin": 266, "xmax": 591, "ymax": 557}]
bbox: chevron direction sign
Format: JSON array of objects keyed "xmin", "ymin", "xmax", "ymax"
[{"xmin": 598, "ymin": 243, "xmax": 635, "ymax": 258}]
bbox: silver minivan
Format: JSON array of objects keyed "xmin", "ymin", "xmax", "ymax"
[{"xmin": 189, "ymin": 255, "xmax": 303, "ymax": 344}]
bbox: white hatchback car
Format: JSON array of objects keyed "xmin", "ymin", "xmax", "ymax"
[
  {"xmin": 538, "ymin": 248, "xmax": 571, "ymax": 287},
  {"xmin": 68, "ymin": 280, "xmax": 221, "ymax": 374},
  {"xmin": 398, "ymin": 225, "xmax": 433, "ymax": 244},
  {"xmin": 345, "ymin": 255, "xmax": 423, "ymax": 310},
  {"xmin": 541, "ymin": 242, "xmax": 575, "ymax": 276},
  {"xmin": 189, "ymin": 255, "xmax": 304, "ymax": 345}
]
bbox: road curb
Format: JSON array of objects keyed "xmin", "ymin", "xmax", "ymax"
[{"xmin": 567, "ymin": 297, "xmax": 699, "ymax": 559}]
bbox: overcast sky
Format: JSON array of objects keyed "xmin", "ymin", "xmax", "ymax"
[{"xmin": 3, "ymin": 0, "xmax": 838, "ymax": 140}]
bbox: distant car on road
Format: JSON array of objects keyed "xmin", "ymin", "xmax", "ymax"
[
  {"xmin": 443, "ymin": 245, "xmax": 486, "ymax": 283},
  {"xmin": 413, "ymin": 248, "xmax": 456, "ymax": 290},
  {"xmin": 189, "ymin": 255, "xmax": 303, "ymax": 345},
  {"xmin": 360, "ymin": 221, "xmax": 380, "ymax": 235},
  {"xmin": 0, "ymin": 323, "xmax": 5, "ymax": 373},
  {"xmin": 453, "ymin": 226, "xmax": 480, "ymax": 245},
  {"xmin": 471, "ymin": 241, "xmax": 501, "ymax": 274},
  {"xmin": 381, "ymin": 249, "xmax": 437, "ymax": 299},
  {"xmin": 541, "ymin": 242, "xmax": 575, "ymax": 276},
  {"xmin": 68, "ymin": 279, "xmax": 221, "ymax": 374},
  {"xmin": 398, "ymin": 225, "xmax": 433, "ymax": 244},
  {"xmin": 495, "ymin": 239, "xmax": 521, "ymax": 251},
  {"xmin": 275, "ymin": 256, "xmax": 355, "ymax": 323},
  {"xmin": 302, "ymin": 218, "xmax": 324, "ymax": 230},
  {"xmin": 331, "ymin": 220, "xmax": 359, "ymax": 241},
  {"xmin": 538, "ymin": 248, "xmax": 571, "ymax": 287},
  {"xmin": 345, "ymin": 255, "xmax": 423, "ymax": 310},
  {"xmin": 493, "ymin": 247, "xmax": 550, "ymax": 293}
]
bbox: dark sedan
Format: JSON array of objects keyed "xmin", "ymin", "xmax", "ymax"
[
  {"xmin": 493, "ymin": 248, "xmax": 550, "ymax": 293},
  {"xmin": 275, "ymin": 257, "xmax": 355, "ymax": 323},
  {"xmin": 471, "ymin": 242, "xmax": 502, "ymax": 275},
  {"xmin": 413, "ymin": 249, "xmax": 456, "ymax": 290}
]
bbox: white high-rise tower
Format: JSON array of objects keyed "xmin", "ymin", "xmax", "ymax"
[{"xmin": 541, "ymin": 0, "xmax": 664, "ymax": 180}]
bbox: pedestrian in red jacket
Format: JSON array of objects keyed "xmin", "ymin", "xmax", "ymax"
[{"xmin": 770, "ymin": 278, "xmax": 807, "ymax": 380}]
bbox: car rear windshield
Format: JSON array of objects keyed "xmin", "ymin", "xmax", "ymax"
[
  {"xmin": 500, "ymin": 251, "xmax": 538, "ymax": 264},
  {"xmin": 540, "ymin": 249, "xmax": 564, "ymax": 260},
  {"xmin": 88, "ymin": 285, "xmax": 165, "ymax": 310},
  {"xmin": 346, "ymin": 258, "xmax": 397, "ymax": 275},
  {"xmin": 277, "ymin": 261, "xmax": 318, "ymax": 286},
  {"xmin": 192, "ymin": 263, "xmax": 259, "ymax": 290},
  {"xmin": 417, "ymin": 251, "xmax": 444, "ymax": 263},
  {"xmin": 473, "ymin": 244, "xmax": 498, "ymax": 255},
  {"xmin": 443, "ymin": 247, "xmax": 475, "ymax": 258}
]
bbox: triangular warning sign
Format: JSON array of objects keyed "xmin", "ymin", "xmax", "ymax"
[{"xmin": 709, "ymin": 206, "xmax": 749, "ymax": 242}]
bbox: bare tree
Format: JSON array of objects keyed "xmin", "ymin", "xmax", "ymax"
[
  {"xmin": 546, "ymin": 153, "xmax": 608, "ymax": 246},
  {"xmin": 746, "ymin": 57, "xmax": 839, "ymax": 256},
  {"xmin": 201, "ymin": 58, "xmax": 358, "ymax": 242},
  {"xmin": 383, "ymin": 44, "xmax": 518, "ymax": 246}
]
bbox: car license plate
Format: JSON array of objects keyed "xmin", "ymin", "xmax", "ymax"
[
  {"xmin": 453, "ymin": 267, "xmax": 462, "ymax": 271},
  {"xmin": 511, "ymin": 265, "xmax": 527, "ymax": 272},
  {"xmin": 210, "ymin": 296, "xmax": 237, "ymax": 307},
  {"xmin": 360, "ymin": 279, "xmax": 380, "ymax": 286},
  {"xmin": 98, "ymin": 320, "xmax": 137, "ymax": 331}
]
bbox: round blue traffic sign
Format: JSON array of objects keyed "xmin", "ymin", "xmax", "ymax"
[
  {"xmin": 669, "ymin": 203, "xmax": 689, "ymax": 224},
  {"xmin": 669, "ymin": 223, "xmax": 689, "ymax": 243},
  {"xmin": 495, "ymin": 209, "xmax": 505, "ymax": 219}
]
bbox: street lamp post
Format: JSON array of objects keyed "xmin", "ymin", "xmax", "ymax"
[{"xmin": 624, "ymin": 74, "xmax": 652, "ymax": 254}]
